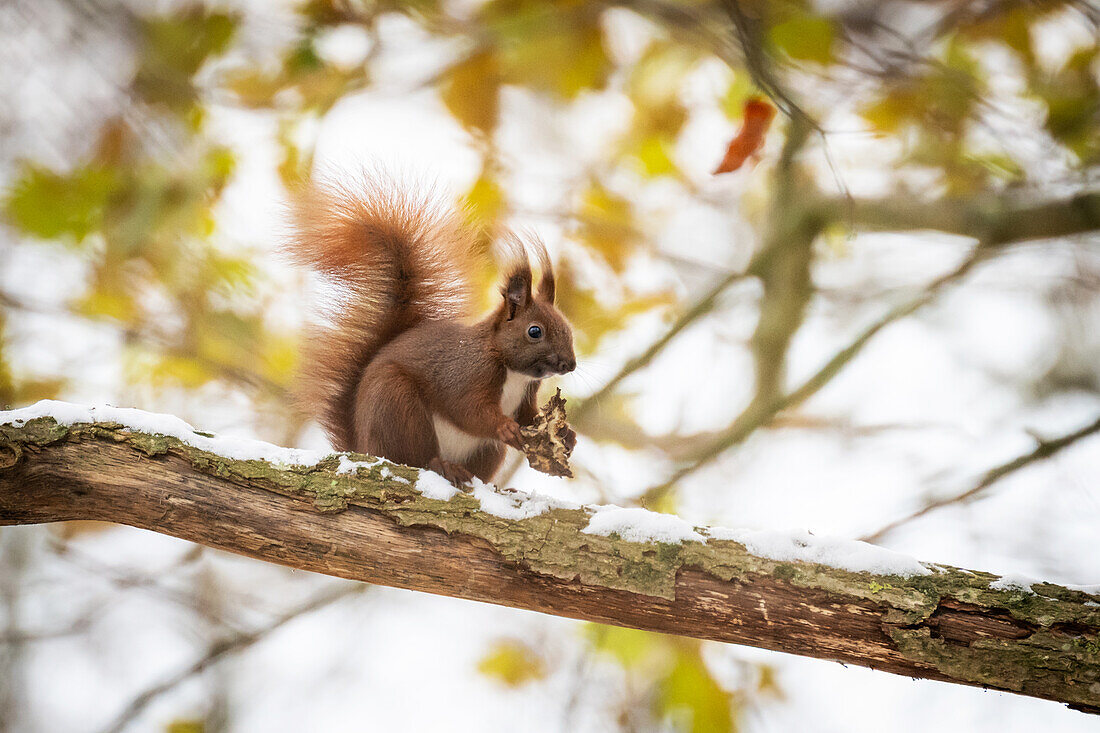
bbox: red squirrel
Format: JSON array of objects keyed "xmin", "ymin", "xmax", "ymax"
[{"xmin": 289, "ymin": 175, "xmax": 576, "ymax": 485}]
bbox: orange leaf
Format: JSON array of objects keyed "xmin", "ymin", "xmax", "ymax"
[{"xmin": 713, "ymin": 97, "xmax": 776, "ymax": 174}]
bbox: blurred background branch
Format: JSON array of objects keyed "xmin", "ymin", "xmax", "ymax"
[{"xmin": 863, "ymin": 413, "xmax": 1100, "ymax": 543}]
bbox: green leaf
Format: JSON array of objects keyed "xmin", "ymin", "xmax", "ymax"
[
  {"xmin": 4, "ymin": 166, "xmax": 119, "ymax": 242},
  {"xmin": 627, "ymin": 41, "xmax": 700, "ymax": 110},
  {"xmin": 618, "ymin": 42, "xmax": 697, "ymax": 177},
  {"xmin": 860, "ymin": 88, "xmax": 919, "ymax": 133},
  {"xmin": 74, "ymin": 289, "xmax": 139, "ymax": 323},
  {"xmin": 632, "ymin": 135, "xmax": 678, "ymax": 177},
  {"xmin": 462, "ymin": 173, "xmax": 505, "ymax": 226},
  {"xmin": 276, "ymin": 118, "xmax": 316, "ymax": 190},
  {"xmin": 226, "ymin": 31, "xmax": 368, "ymax": 113},
  {"xmin": 166, "ymin": 720, "xmax": 205, "ymax": 733},
  {"xmin": 259, "ymin": 335, "xmax": 299, "ymax": 388},
  {"xmin": 137, "ymin": 354, "xmax": 215, "ymax": 389},
  {"xmin": 1036, "ymin": 46, "xmax": 1100, "ymax": 161},
  {"xmin": 551, "ymin": 25, "xmax": 611, "ymax": 99},
  {"xmin": 134, "ymin": 9, "xmax": 239, "ymax": 111},
  {"xmin": 287, "ymin": 40, "xmax": 324, "ymax": 74},
  {"xmin": 202, "ymin": 147, "xmax": 236, "ymax": 191},
  {"xmin": 768, "ymin": 14, "xmax": 834, "ymax": 65},
  {"xmin": 966, "ymin": 151, "xmax": 1024, "ymax": 181},
  {"xmin": 142, "ymin": 9, "xmax": 237, "ymax": 76}
]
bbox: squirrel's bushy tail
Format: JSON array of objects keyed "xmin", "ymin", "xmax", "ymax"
[{"xmin": 288, "ymin": 175, "xmax": 475, "ymax": 450}]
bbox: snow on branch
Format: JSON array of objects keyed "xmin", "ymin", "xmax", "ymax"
[{"xmin": 2, "ymin": 401, "xmax": 1099, "ymax": 713}]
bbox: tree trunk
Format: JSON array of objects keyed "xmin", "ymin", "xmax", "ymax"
[{"xmin": 2, "ymin": 414, "xmax": 1098, "ymax": 713}]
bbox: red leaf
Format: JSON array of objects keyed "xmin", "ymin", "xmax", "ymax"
[{"xmin": 713, "ymin": 98, "xmax": 776, "ymax": 174}]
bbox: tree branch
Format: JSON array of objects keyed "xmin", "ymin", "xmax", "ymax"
[
  {"xmin": 634, "ymin": 188, "xmax": 1100, "ymax": 500},
  {"xmin": 831, "ymin": 191, "xmax": 1100, "ymax": 245},
  {"xmin": 1, "ymin": 410, "xmax": 1099, "ymax": 713}
]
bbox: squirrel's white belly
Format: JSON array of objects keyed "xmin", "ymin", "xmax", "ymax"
[
  {"xmin": 433, "ymin": 418, "xmax": 485, "ymax": 462},
  {"xmin": 433, "ymin": 371, "xmax": 534, "ymax": 463}
]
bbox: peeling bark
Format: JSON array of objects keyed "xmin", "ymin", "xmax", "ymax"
[{"xmin": 1, "ymin": 416, "xmax": 1098, "ymax": 712}]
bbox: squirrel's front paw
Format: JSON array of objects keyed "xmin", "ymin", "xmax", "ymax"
[{"xmin": 496, "ymin": 418, "xmax": 523, "ymax": 450}]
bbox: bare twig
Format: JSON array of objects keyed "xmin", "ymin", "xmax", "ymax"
[
  {"xmin": 0, "ymin": 617, "xmax": 94, "ymax": 644},
  {"xmin": 719, "ymin": 0, "xmax": 818, "ymax": 129},
  {"xmin": 53, "ymin": 545, "xmax": 241, "ymax": 632},
  {"xmin": 862, "ymin": 415, "xmax": 1100, "ymax": 544},
  {"xmin": 571, "ymin": 267, "xmax": 752, "ymax": 422},
  {"xmin": 100, "ymin": 583, "xmax": 365, "ymax": 733},
  {"xmin": 642, "ymin": 247, "xmax": 987, "ymax": 506}
]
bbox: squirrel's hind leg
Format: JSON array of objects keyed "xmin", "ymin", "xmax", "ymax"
[
  {"xmin": 465, "ymin": 443, "xmax": 506, "ymax": 484},
  {"xmin": 354, "ymin": 363, "xmax": 440, "ymax": 469}
]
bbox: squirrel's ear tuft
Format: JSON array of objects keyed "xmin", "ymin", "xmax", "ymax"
[
  {"xmin": 496, "ymin": 233, "xmax": 533, "ymax": 320},
  {"xmin": 529, "ymin": 237, "xmax": 555, "ymax": 303},
  {"xmin": 502, "ymin": 268, "xmax": 531, "ymax": 320},
  {"xmin": 538, "ymin": 268, "xmax": 555, "ymax": 304}
]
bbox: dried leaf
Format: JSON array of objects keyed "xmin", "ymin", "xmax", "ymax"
[
  {"xmin": 520, "ymin": 388, "xmax": 576, "ymax": 478},
  {"xmin": 713, "ymin": 97, "xmax": 775, "ymax": 174}
]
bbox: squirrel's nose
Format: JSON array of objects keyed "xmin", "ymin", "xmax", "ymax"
[{"xmin": 559, "ymin": 356, "xmax": 576, "ymax": 374}]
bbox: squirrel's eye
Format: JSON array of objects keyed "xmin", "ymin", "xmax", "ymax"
[{"xmin": 527, "ymin": 325, "xmax": 543, "ymax": 339}]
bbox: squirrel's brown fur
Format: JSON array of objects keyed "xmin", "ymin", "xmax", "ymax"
[
  {"xmin": 288, "ymin": 174, "xmax": 576, "ymax": 484},
  {"xmin": 289, "ymin": 177, "xmax": 476, "ymax": 451}
]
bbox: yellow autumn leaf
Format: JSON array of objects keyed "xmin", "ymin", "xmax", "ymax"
[
  {"xmin": 441, "ymin": 51, "xmax": 500, "ymax": 134},
  {"xmin": 462, "ymin": 173, "xmax": 505, "ymax": 226},
  {"xmin": 477, "ymin": 640, "xmax": 546, "ymax": 687},
  {"xmin": 584, "ymin": 624, "xmax": 661, "ymax": 669},
  {"xmin": 653, "ymin": 642, "xmax": 734, "ymax": 733},
  {"xmin": 74, "ymin": 289, "xmax": 138, "ymax": 323},
  {"xmin": 575, "ymin": 183, "xmax": 638, "ymax": 273}
]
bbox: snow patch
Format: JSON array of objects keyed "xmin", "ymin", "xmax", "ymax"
[
  {"xmin": 415, "ymin": 470, "xmax": 460, "ymax": 501},
  {"xmin": 582, "ymin": 506, "xmax": 706, "ymax": 545},
  {"xmin": 988, "ymin": 576, "xmax": 1100, "ymax": 595},
  {"xmin": 2, "ymin": 400, "xmax": 330, "ymax": 467},
  {"xmin": 470, "ymin": 479, "xmax": 579, "ymax": 520},
  {"xmin": 337, "ymin": 455, "xmax": 380, "ymax": 474},
  {"xmin": 989, "ymin": 573, "xmax": 1038, "ymax": 593},
  {"xmin": 1066, "ymin": 582, "xmax": 1100, "ymax": 595},
  {"xmin": 380, "ymin": 466, "xmax": 409, "ymax": 484},
  {"xmin": 706, "ymin": 526, "xmax": 931, "ymax": 577}
]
